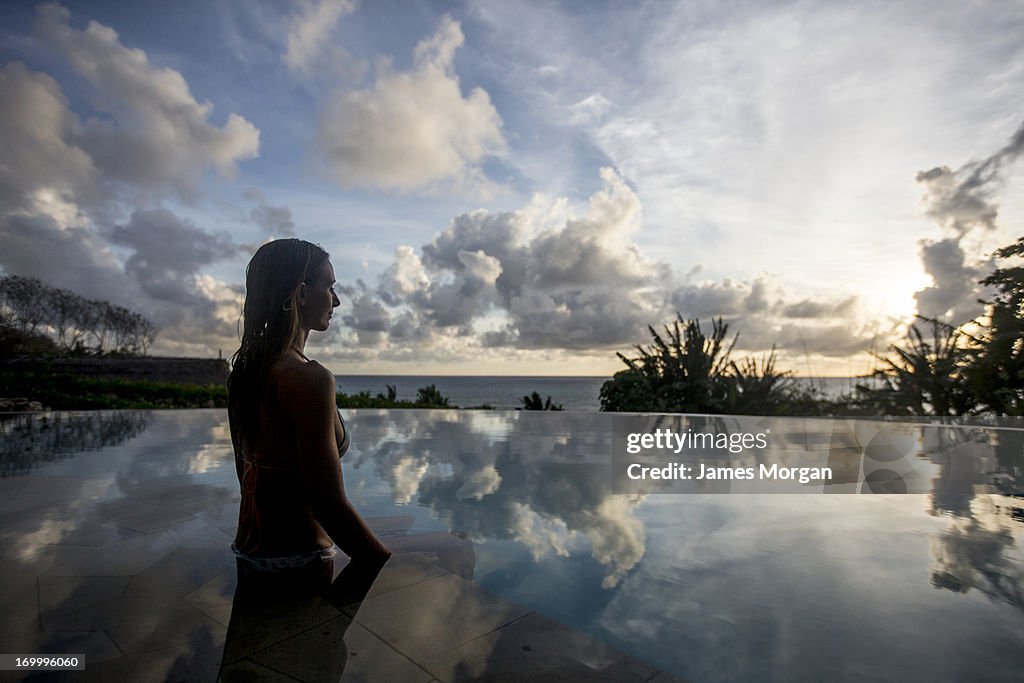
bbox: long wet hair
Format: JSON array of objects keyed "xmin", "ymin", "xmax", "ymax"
[{"xmin": 228, "ymin": 238, "xmax": 329, "ymax": 455}]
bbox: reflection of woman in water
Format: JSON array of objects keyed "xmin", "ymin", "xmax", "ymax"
[{"xmin": 227, "ymin": 238, "xmax": 391, "ymax": 578}]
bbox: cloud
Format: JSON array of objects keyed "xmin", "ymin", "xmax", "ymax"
[
  {"xmin": 0, "ymin": 209, "xmax": 242, "ymax": 351},
  {"xmin": 349, "ymin": 411, "xmax": 646, "ymax": 588},
  {"xmin": 314, "ymin": 15, "xmax": 505, "ymax": 191},
  {"xmin": 0, "ymin": 212, "xmax": 126, "ymax": 303},
  {"xmin": 394, "ymin": 167, "xmax": 666, "ymax": 349},
  {"xmin": 0, "ymin": 62, "xmax": 99, "ymax": 216},
  {"xmin": 341, "ymin": 289, "xmax": 392, "ymax": 345},
  {"xmin": 567, "ymin": 93, "xmax": 612, "ymax": 126},
  {"xmin": 244, "ymin": 188, "xmax": 295, "ymax": 238},
  {"xmin": 283, "ymin": 0, "xmax": 357, "ymax": 73},
  {"xmin": 109, "ymin": 208, "xmax": 238, "ymax": 306},
  {"xmin": 782, "ymin": 297, "xmax": 856, "ymax": 319},
  {"xmin": 916, "ymin": 121, "xmax": 1024, "ymax": 237},
  {"xmin": 671, "ymin": 278, "xmax": 774, "ymax": 319},
  {"xmin": 912, "ymin": 120, "xmax": 1024, "ymax": 323},
  {"xmin": 913, "ymin": 238, "xmax": 990, "ymax": 323},
  {"xmin": 0, "ymin": 7, "xmax": 258, "ymax": 355},
  {"xmin": 34, "ymin": 2, "xmax": 260, "ymax": 199},
  {"xmin": 328, "ymin": 167, "xmax": 871, "ymax": 363}
]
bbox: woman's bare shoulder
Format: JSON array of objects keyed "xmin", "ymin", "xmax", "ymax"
[{"xmin": 272, "ymin": 357, "xmax": 335, "ymax": 402}]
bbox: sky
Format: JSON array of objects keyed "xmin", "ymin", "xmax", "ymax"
[{"xmin": 0, "ymin": 0, "xmax": 1022, "ymax": 376}]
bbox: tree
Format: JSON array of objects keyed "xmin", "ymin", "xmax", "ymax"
[
  {"xmin": 857, "ymin": 318, "xmax": 975, "ymax": 416},
  {"xmin": 415, "ymin": 384, "xmax": 451, "ymax": 407},
  {"xmin": 859, "ymin": 235, "xmax": 1024, "ymax": 416},
  {"xmin": 600, "ymin": 315, "xmax": 802, "ymax": 414},
  {"xmin": 968, "ymin": 237, "xmax": 1024, "ymax": 415},
  {"xmin": 520, "ymin": 391, "xmax": 563, "ymax": 411},
  {"xmin": 0, "ymin": 275, "xmax": 158, "ymax": 356}
]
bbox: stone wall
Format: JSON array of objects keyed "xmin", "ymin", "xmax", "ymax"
[{"xmin": 2, "ymin": 356, "xmax": 230, "ymax": 386}]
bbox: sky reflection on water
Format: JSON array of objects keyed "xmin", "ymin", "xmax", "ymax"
[{"xmin": 1, "ymin": 409, "xmax": 1023, "ymax": 681}]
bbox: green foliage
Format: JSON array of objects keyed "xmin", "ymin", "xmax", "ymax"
[
  {"xmin": 600, "ymin": 315, "xmax": 818, "ymax": 415},
  {"xmin": 335, "ymin": 384, "xmax": 455, "ymax": 409},
  {"xmin": 969, "ymin": 237, "xmax": 1024, "ymax": 415},
  {"xmin": 0, "ymin": 371, "xmax": 226, "ymax": 409},
  {"xmin": 0, "ymin": 326, "xmax": 61, "ymax": 358},
  {"xmin": 520, "ymin": 391, "xmax": 563, "ymax": 411},
  {"xmin": 415, "ymin": 384, "xmax": 450, "ymax": 407}
]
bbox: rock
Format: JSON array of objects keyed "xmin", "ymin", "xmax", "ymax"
[{"xmin": 0, "ymin": 397, "xmax": 46, "ymax": 412}]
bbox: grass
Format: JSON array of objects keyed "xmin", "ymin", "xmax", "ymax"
[
  {"xmin": 1, "ymin": 371, "xmax": 227, "ymax": 410},
  {"xmin": 1, "ymin": 372, "xmax": 474, "ymax": 411}
]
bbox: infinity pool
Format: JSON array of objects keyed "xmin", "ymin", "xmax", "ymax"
[{"xmin": 1, "ymin": 409, "xmax": 1022, "ymax": 681}]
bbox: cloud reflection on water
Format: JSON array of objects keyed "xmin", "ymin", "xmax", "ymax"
[
  {"xmin": 348, "ymin": 410, "xmax": 647, "ymax": 589},
  {"xmin": 1, "ymin": 409, "xmax": 1023, "ymax": 680}
]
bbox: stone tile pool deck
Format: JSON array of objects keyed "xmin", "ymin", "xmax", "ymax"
[{"xmin": 1, "ymin": 409, "xmax": 1023, "ymax": 681}]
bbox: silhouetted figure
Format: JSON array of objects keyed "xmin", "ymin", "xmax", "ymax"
[{"xmin": 227, "ymin": 239, "xmax": 390, "ymax": 578}]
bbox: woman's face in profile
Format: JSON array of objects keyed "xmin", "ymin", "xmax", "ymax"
[{"xmin": 302, "ymin": 260, "xmax": 341, "ymax": 332}]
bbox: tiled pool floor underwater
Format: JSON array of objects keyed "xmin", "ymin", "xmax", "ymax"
[
  {"xmin": 1, "ymin": 510, "xmax": 677, "ymax": 681},
  {"xmin": 0, "ymin": 412, "xmax": 682, "ymax": 682},
  {"xmin": 2, "ymin": 409, "xmax": 1023, "ymax": 681}
]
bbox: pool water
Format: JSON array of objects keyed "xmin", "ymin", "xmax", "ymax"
[{"xmin": 1, "ymin": 409, "xmax": 1022, "ymax": 681}]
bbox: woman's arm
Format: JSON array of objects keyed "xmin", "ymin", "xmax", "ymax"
[{"xmin": 279, "ymin": 362, "xmax": 391, "ymax": 563}]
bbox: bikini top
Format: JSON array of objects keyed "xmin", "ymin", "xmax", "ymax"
[{"xmin": 337, "ymin": 411, "xmax": 350, "ymax": 457}]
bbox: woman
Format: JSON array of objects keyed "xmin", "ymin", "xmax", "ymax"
[{"xmin": 228, "ymin": 238, "xmax": 390, "ymax": 576}]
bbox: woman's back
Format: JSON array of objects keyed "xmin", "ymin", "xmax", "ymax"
[
  {"xmin": 233, "ymin": 356, "xmax": 337, "ymax": 557},
  {"xmin": 229, "ymin": 238, "xmax": 390, "ymax": 571}
]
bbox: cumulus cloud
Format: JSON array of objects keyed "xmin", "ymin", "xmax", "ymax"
[
  {"xmin": 110, "ymin": 209, "xmax": 238, "ymax": 307},
  {"xmin": 671, "ymin": 278, "xmax": 774, "ymax": 319},
  {"xmin": 342, "ymin": 289, "xmax": 392, "ymax": 346},
  {"xmin": 283, "ymin": 0, "xmax": 357, "ymax": 73},
  {"xmin": 330, "ymin": 167, "xmax": 869, "ymax": 362},
  {"xmin": 0, "ymin": 62, "xmax": 98, "ymax": 216},
  {"xmin": 913, "ymin": 238, "xmax": 989, "ymax": 322},
  {"xmin": 315, "ymin": 15, "xmax": 505, "ymax": 191},
  {"xmin": 0, "ymin": 5, "xmax": 258, "ymax": 355},
  {"xmin": 34, "ymin": 2, "xmax": 260, "ymax": 198},
  {"xmin": 913, "ymin": 120, "xmax": 1024, "ymax": 323}
]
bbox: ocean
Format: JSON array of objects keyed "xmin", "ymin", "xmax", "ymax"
[{"xmin": 334, "ymin": 375, "xmax": 868, "ymax": 412}]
